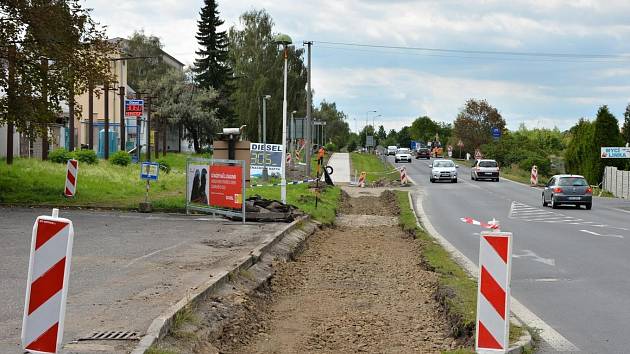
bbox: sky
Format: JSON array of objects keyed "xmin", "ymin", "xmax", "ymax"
[{"xmin": 87, "ymin": 0, "xmax": 630, "ymax": 132}]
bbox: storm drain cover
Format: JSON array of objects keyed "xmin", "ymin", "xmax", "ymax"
[{"xmin": 78, "ymin": 331, "xmax": 139, "ymax": 341}]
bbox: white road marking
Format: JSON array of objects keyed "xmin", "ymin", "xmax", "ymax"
[
  {"xmin": 579, "ymin": 230, "xmax": 624, "ymax": 239},
  {"xmin": 513, "ymin": 250, "xmax": 556, "ymax": 266},
  {"xmin": 535, "ymin": 278, "xmax": 559, "ymax": 282},
  {"xmin": 125, "ymin": 240, "xmax": 188, "ymax": 267},
  {"xmin": 412, "ymin": 193, "xmax": 579, "ymax": 352}
]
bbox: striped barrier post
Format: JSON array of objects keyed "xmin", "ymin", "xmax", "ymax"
[
  {"xmin": 286, "ymin": 152, "xmax": 292, "ymax": 167},
  {"xmin": 400, "ymin": 166, "xmax": 408, "ymax": 185},
  {"xmin": 22, "ymin": 208, "xmax": 74, "ymax": 354},
  {"xmin": 358, "ymin": 171, "xmax": 367, "ymax": 188},
  {"xmin": 64, "ymin": 159, "xmax": 78, "ymax": 198},
  {"xmin": 476, "ymin": 230, "xmax": 512, "ymax": 353},
  {"xmin": 530, "ymin": 165, "xmax": 538, "ymax": 186}
]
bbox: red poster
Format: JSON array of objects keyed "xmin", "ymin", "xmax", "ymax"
[{"xmin": 209, "ymin": 164, "xmax": 243, "ymax": 209}]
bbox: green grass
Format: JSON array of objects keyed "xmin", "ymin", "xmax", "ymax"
[
  {"xmin": 350, "ymin": 152, "xmax": 398, "ymax": 183},
  {"xmin": 0, "ymin": 155, "xmax": 191, "ymax": 210},
  {"xmin": 396, "ymin": 190, "xmax": 529, "ymax": 351},
  {"xmin": 247, "ymin": 183, "xmax": 341, "ymax": 224}
]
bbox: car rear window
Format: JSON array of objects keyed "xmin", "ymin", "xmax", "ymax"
[
  {"xmin": 434, "ymin": 161, "xmax": 454, "ymax": 167},
  {"xmin": 558, "ymin": 177, "xmax": 588, "ymax": 186},
  {"xmin": 479, "ymin": 161, "xmax": 498, "ymax": 167}
]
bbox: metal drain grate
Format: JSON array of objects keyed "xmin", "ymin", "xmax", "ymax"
[{"xmin": 78, "ymin": 331, "xmax": 139, "ymax": 341}]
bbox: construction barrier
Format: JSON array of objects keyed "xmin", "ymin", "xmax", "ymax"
[
  {"xmin": 460, "ymin": 217, "xmax": 500, "ymax": 230},
  {"xmin": 530, "ymin": 165, "xmax": 538, "ymax": 186},
  {"xmin": 358, "ymin": 171, "xmax": 367, "ymax": 188},
  {"xmin": 286, "ymin": 152, "xmax": 292, "ymax": 165},
  {"xmin": 249, "ymin": 178, "xmax": 318, "ymax": 188},
  {"xmin": 476, "ymin": 230, "xmax": 513, "ymax": 353},
  {"xmin": 64, "ymin": 159, "xmax": 78, "ymax": 198},
  {"xmin": 400, "ymin": 166, "xmax": 408, "ymax": 185},
  {"xmin": 22, "ymin": 208, "xmax": 74, "ymax": 354}
]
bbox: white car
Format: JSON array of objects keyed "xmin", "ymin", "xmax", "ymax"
[
  {"xmin": 394, "ymin": 148, "xmax": 412, "ymax": 163},
  {"xmin": 471, "ymin": 159, "xmax": 500, "ymax": 182},
  {"xmin": 430, "ymin": 159, "xmax": 458, "ymax": 183},
  {"xmin": 387, "ymin": 145, "xmax": 398, "ymax": 156}
]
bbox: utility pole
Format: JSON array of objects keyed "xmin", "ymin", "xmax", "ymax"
[
  {"xmin": 68, "ymin": 82, "xmax": 75, "ymax": 151},
  {"xmin": 146, "ymin": 97, "xmax": 152, "ymax": 161},
  {"xmin": 41, "ymin": 58, "xmax": 49, "ymax": 161},
  {"xmin": 304, "ymin": 41, "xmax": 313, "ymax": 176},
  {"xmin": 88, "ymin": 82, "xmax": 94, "ymax": 149},
  {"xmin": 119, "ymin": 86, "xmax": 126, "ymax": 152},
  {"xmin": 6, "ymin": 45, "xmax": 16, "ymax": 165},
  {"xmin": 104, "ymin": 82, "xmax": 109, "ymax": 159}
]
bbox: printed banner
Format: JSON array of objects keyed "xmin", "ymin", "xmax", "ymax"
[
  {"xmin": 601, "ymin": 147, "xmax": 630, "ymax": 159},
  {"xmin": 187, "ymin": 164, "xmax": 209, "ymax": 205},
  {"xmin": 209, "ymin": 164, "xmax": 243, "ymax": 209}
]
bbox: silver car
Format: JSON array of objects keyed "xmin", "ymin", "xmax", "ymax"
[
  {"xmin": 395, "ymin": 148, "xmax": 412, "ymax": 163},
  {"xmin": 430, "ymin": 159, "xmax": 458, "ymax": 183},
  {"xmin": 471, "ymin": 159, "xmax": 500, "ymax": 182},
  {"xmin": 542, "ymin": 175, "xmax": 592, "ymax": 209}
]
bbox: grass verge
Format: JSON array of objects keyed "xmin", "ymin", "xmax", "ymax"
[
  {"xmin": 396, "ymin": 191, "xmax": 528, "ymax": 352},
  {"xmin": 350, "ymin": 152, "xmax": 398, "ymax": 184},
  {"xmin": 247, "ymin": 183, "xmax": 341, "ymax": 224}
]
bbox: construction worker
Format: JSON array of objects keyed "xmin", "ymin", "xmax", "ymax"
[{"xmin": 317, "ymin": 145, "xmax": 325, "ymax": 166}]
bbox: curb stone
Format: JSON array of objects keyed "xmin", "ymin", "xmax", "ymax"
[
  {"xmin": 406, "ymin": 191, "xmax": 534, "ymax": 353},
  {"xmin": 130, "ymin": 216, "xmax": 309, "ymax": 354}
]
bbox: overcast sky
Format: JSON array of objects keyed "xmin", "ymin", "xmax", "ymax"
[{"xmin": 88, "ymin": 0, "xmax": 630, "ymax": 132}]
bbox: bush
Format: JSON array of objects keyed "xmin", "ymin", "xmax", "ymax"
[
  {"xmin": 110, "ymin": 151, "xmax": 131, "ymax": 166},
  {"xmin": 156, "ymin": 158, "xmax": 171, "ymax": 174},
  {"xmin": 325, "ymin": 142, "xmax": 338, "ymax": 152},
  {"xmin": 49, "ymin": 148, "xmax": 73, "ymax": 164},
  {"xmin": 518, "ymin": 155, "xmax": 551, "ymax": 177},
  {"xmin": 74, "ymin": 149, "xmax": 98, "ymax": 164}
]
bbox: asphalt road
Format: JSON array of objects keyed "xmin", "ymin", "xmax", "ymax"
[
  {"xmin": 392, "ymin": 156, "xmax": 630, "ymax": 353},
  {"xmin": 0, "ymin": 208, "xmax": 286, "ymax": 353}
]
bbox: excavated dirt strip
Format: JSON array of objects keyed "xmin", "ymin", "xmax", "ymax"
[{"xmin": 227, "ymin": 191, "xmax": 457, "ymax": 353}]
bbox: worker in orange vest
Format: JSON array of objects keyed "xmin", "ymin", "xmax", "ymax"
[{"xmin": 317, "ymin": 146, "xmax": 325, "ymax": 176}]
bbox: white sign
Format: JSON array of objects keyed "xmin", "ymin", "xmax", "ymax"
[
  {"xmin": 601, "ymin": 147, "xmax": 630, "ymax": 159},
  {"xmin": 250, "ymin": 143, "xmax": 283, "ymax": 178}
]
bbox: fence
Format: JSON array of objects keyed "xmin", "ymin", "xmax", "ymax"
[
  {"xmin": 603, "ymin": 166, "xmax": 630, "ymax": 199},
  {"xmin": 186, "ymin": 158, "xmax": 246, "ymax": 223}
]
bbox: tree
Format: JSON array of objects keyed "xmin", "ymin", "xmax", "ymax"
[
  {"xmin": 453, "ymin": 99, "xmax": 506, "ymax": 154},
  {"xmin": 397, "ymin": 126, "xmax": 412, "ymax": 148},
  {"xmin": 622, "ymin": 103, "xmax": 630, "ymax": 145},
  {"xmin": 377, "ymin": 125, "xmax": 387, "ymax": 141},
  {"xmin": 589, "ymin": 105, "xmax": 624, "ymax": 183},
  {"xmin": 125, "ymin": 31, "xmax": 172, "ymax": 91},
  {"xmin": 194, "ymin": 0, "xmax": 233, "ymax": 125},
  {"xmin": 564, "ymin": 119, "xmax": 595, "ymax": 181},
  {"xmin": 314, "ymin": 100, "xmax": 350, "ymax": 149},
  {"xmin": 228, "ymin": 9, "xmax": 307, "ymax": 143},
  {"xmin": 410, "ymin": 116, "xmax": 439, "ymax": 144}
]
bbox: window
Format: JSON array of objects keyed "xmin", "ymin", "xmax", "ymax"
[
  {"xmin": 558, "ymin": 177, "xmax": 588, "ymax": 186},
  {"xmin": 479, "ymin": 160, "xmax": 498, "ymax": 167}
]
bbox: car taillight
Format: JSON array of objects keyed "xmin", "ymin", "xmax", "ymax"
[
  {"xmin": 586, "ymin": 187, "xmax": 593, "ymax": 194},
  {"xmin": 553, "ymin": 187, "xmax": 563, "ymax": 193}
]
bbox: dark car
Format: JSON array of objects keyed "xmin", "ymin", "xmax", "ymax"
[
  {"xmin": 415, "ymin": 148, "xmax": 430, "ymax": 159},
  {"xmin": 542, "ymin": 175, "xmax": 592, "ymax": 209}
]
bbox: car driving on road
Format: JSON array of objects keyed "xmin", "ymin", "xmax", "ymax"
[
  {"xmin": 394, "ymin": 148, "xmax": 412, "ymax": 163},
  {"xmin": 471, "ymin": 159, "xmax": 500, "ymax": 182},
  {"xmin": 542, "ymin": 175, "xmax": 592, "ymax": 209},
  {"xmin": 387, "ymin": 145, "xmax": 398, "ymax": 156},
  {"xmin": 430, "ymin": 159, "xmax": 458, "ymax": 183},
  {"xmin": 415, "ymin": 147, "xmax": 430, "ymax": 159}
]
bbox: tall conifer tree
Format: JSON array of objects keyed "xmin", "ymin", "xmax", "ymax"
[{"xmin": 194, "ymin": 0, "xmax": 233, "ymax": 124}]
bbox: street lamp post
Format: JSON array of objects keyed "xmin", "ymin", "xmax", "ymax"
[
  {"xmin": 275, "ymin": 33, "xmax": 292, "ymax": 204},
  {"xmin": 262, "ymin": 94, "xmax": 271, "ymax": 181}
]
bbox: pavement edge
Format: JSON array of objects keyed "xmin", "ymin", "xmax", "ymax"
[
  {"xmin": 130, "ymin": 216, "xmax": 311, "ymax": 354},
  {"xmin": 407, "ymin": 191, "xmax": 533, "ymax": 353}
]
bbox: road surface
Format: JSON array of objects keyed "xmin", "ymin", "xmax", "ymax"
[{"xmin": 392, "ymin": 156, "xmax": 630, "ymax": 353}]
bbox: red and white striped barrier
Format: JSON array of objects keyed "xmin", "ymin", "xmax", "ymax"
[
  {"xmin": 476, "ymin": 231, "xmax": 512, "ymax": 353},
  {"xmin": 400, "ymin": 166, "xmax": 408, "ymax": 185},
  {"xmin": 286, "ymin": 152, "xmax": 292, "ymax": 165},
  {"xmin": 530, "ymin": 165, "xmax": 538, "ymax": 186},
  {"xmin": 460, "ymin": 217, "xmax": 500, "ymax": 230},
  {"xmin": 64, "ymin": 159, "xmax": 78, "ymax": 198},
  {"xmin": 22, "ymin": 209, "xmax": 74, "ymax": 354},
  {"xmin": 358, "ymin": 171, "xmax": 366, "ymax": 188}
]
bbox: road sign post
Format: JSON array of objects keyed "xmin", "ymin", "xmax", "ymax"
[
  {"xmin": 22, "ymin": 208, "xmax": 74, "ymax": 354},
  {"xmin": 140, "ymin": 162, "xmax": 159, "ymax": 212},
  {"xmin": 64, "ymin": 159, "xmax": 78, "ymax": 198},
  {"xmin": 476, "ymin": 230, "xmax": 513, "ymax": 353},
  {"xmin": 531, "ymin": 165, "xmax": 538, "ymax": 186}
]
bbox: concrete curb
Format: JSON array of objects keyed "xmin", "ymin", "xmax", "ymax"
[
  {"xmin": 406, "ymin": 190, "xmax": 533, "ymax": 353},
  {"xmin": 130, "ymin": 216, "xmax": 309, "ymax": 354}
]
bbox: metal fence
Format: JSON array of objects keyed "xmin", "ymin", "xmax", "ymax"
[
  {"xmin": 186, "ymin": 158, "xmax": 246, "ymax": 223},
  {"xmin": 603, "ymin": 166, "xmax": 630, "ymax": 199}
]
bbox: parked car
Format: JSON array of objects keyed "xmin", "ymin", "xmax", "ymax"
[
  {"xmin": 542, "ymin": 175, "xmax": 592, "ymax": 209},
  {"xmin": 415, "ymin": 147, "xmax": 431, "ymax": 159},
  {"xmin": 471, "ymin": 159, "xmax": 500, "ymax": 182},
  {"xmin": 430, "ymin": 159, "xmax": 458, "ymax": 183},
  {"xmin": 394, "ymin": 148, "xmax": 412, "ymax": 163},
  {"xmin": 387, "ymin": 145, "xmax": 398, "ymax": 156}
]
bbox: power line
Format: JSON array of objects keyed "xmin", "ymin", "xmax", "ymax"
[{"xmin": 313, "ymin": 40, "xmax": 630, "ymax": 60}]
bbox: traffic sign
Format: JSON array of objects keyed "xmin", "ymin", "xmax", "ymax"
[
  {"xmin": 140, "ymin": 162, "xmax": 160, "ymax": 181},
  {"xmin": 125, "ymin": 99, "xmax": 144, "ymax": 117},
  {"xmin": 475, "ymin": 149, "xmax": 482, "ymax": 160},
  {"xmin": 447, "ymin": 145, "xmax": 453, "ymax": 158},
  {"xmin": 491, "ymin": 127, "xmax": 501, "ymax": 139}
]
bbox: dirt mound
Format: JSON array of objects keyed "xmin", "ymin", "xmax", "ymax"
[{"xmin": 339, "ymin": 189, "xmax": 400, "ymax": 216}]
